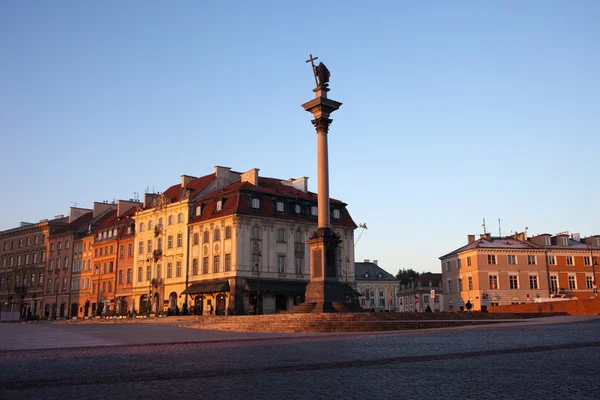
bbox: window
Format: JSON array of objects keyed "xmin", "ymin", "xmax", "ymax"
[
  {"xmin": 447, "ymin": 280, "xmax": 452, "ymax": 293},
  {"xmin": 489, "ymin": 275, "xmax": 498, "ymax": 289},
  {"xmin": 527, "ymin": 255, "xmax": 536, "ymax": 265},
  {"xmin": 24, "ymin": 254, "xmax": 29, "ymax": 265},
  {"xmin": 176, "ymin": 261, "xmax": 182, "ymax": 277},
  {"xmin": 18, "ymin": 239, "xmax": 22, "ymax": 248},
  {"xmin": 457, "ymin": 259, "xmax": 461, "ymax": 269},
  {"xmin": 195, "ymin": 206, "xmax": 201, "ymax": 217},
  {"xmin": 544, "ymin": 236, "xmax": 551, "ymax": 246},
  {"xmin": 276, "ymin": 202, "xmax": 284, "ymax": 212},
  {"xmin": 216, "ymin": 200, "xmax": 223, "ymax": 211},
  {"xmin": 295, "ymin": 257, "xmax": 303, "ymax": 274},
  {"xmin": 568, "ymin": 276, "xmax": 576, "ymax": 289},
  {"xmin": 458, "ymin": 279, "xmax": 463, "ymax": 291},
  {"xmin": 139, "ymin": 223, "xmax": 145, "ymax": 232},
  {"xmin": 566, "ymin": 256, "xmax": 574, "ymax": 266},
  {"xmin": 157, "ymin": 238, "xmax": 162, "ymax": 250},
  {"xmin": 294, "ymin": 204, "xmax": 301, "ymax": 214},
  {"xmin": 203, "ymin": 231, "xmax": 209, "ymax": 243},
  {"xmin": 584, "ymin": 256, "xmax": 592, "ymax": 266},
  {"xmin": 120, "ymin": 245, "xmax": 125, "ymax": 258},
  {"xmin": 277, "ymin": 229, "xmax": 285, "ymax": 242},
  {"xmin": 295, "ymin": 231, "xmax": 302, "ymax": 243},
  {"xmin": 251, "ymin": 198, "xmax": 260, "ymax": 209},
  {"xmin": 468, "ymin": 276, "xmax": 473, "ymax": 290},
  {"xmin": 586, "ymin": 276, "xmax": 593, "ymax": 289},
  {"xmin": 466, "ymin": 257, "xmax": 471, "ymax": 267},
  {"xmin": 548, "ymin": 255, "xmax": 556, "ymax": 265},
  {"xmin": 166, "ymin": 263, "xmax": 172, "ymax": 278},
  {"xmin": 156, "ymin": 264, "xmax": 161, "ymax": 279},
  {"xmin": 138, "ymin": 241, "xmax": 143, "ymax": 254},
  {"xmin": 214, "ymin": 229, "xmax": 220, "ymax": 241},
  {"xmin": 49, "ymin": 259, "xmax": 53, "ymax": 271},
  {"xmin": 147, "ymin": 240, "xmax": 152, "ymax": 253},
  {"xmin": 109, "ymin": 261, "xmax": 113, "ymax": 273},
  {"xmin": 26, "ymin": 237, "xmax": 30, "ymax": 247},
  {"xmin": 213, "ymin": 256, "xmax": 220, "ymax": 273},
  {"xmin": 251, "ymin": 225, "xmax": 260, "ymax": 240},
  {"xmin": 446, "ymin": 261, "xmax": 451, "ymax": 272},
  {"xmin": 146, "ymin": 266, "xmax": 151, "ymax": 281},
  {"xmin": 127, "ymin": 269, "xmax": 132, "ymax": 283},
  {"xmin": 278, "ymin": 255, "xmax": 285, "ymax": 273},
  {"xmin": 177, "ymin": 233, "xmax": 182, "ymax": 247},
  {"xmin": 99, "ymin": 248, "xmax": 103, "ymax": 256},
  {"xmin": 118, "ymin": 270, "xmax": 123, "ymax": 284},
  {"xmin": 58, "ymin": 242, "xmax": 63, "ymax": 250},
  {"xmin": 102, "ymin": 282, "xmax": 106, "ymax": 292},
  {"xmin": 168, "ymin": 215, "xmax": 174, "ymax": 225},
  {"xmin": 560, "ymin": 237, "xmax": 567, "ymax": 246},
  {"xmin": 148, "ymin": 220, "xmax": 153, "ymax": 230},
  {"xmin": 310, "ymin": 206, "xmax": 318, "ymax": 216},
  {"xmin": 192, "ymin": 259, "xmax": 198, "ymax": 275},
  {"xmin": 507, "ymin": 255, "xmax": 516, "ymax": 265},
  {"xmin": 252, "ymin": 253, "xmax": 260, "ymax": 270},
  {"xmin": 17, "ymin": 255, "xmax": 22, "ymax": 266},
  {"xmin": 332, "ymin": 209, "xmax": 341, "ymax": 219},
  {"xmin": 550, "ymin": 276, "xmax": 558, "ymax": 293},
  {"xmin": 225, "ymin": 254, "xmax": 231, "ymax": 272},
  {"xmin": 65, "ymin": 257, "xmax": 69, "ymax": 270},
  {"xmin": 193, "ymin": 233, "xmax": 199, "ymax": 245},
  {"xmin": 202, "ymin": 258, "xmax": 208, "ymax": 274},
  {"xmin": 509, "ymin": 275, "xmax": 518, "ymax": 289},
  {"xmin": 168, "ymin": 235, "xmax": 173, "ymax": 249},
  {"xmin": 138, "ymin": 267, "xmax": 143, "ymax": 282},
  {"xmin": 529, "ymin": 275, "xmax": 538, "ymax": 289},
  {"xmin": 178, "ymin": 213, "xmax": 183, "ymax": 223},
  {"xmin": 487, "ymin": 255, "xmax": 496, "ymax": 265}
]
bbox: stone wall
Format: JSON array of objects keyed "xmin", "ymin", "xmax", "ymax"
[{"xmin": 490, "ymin": 298, "xmax": 600, "ymax": 315}]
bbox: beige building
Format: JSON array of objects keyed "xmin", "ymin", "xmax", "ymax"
[
  {"xmin": 398, "ymin": 272, "xmax": 444, "ymax": 312},
  {"xmin": 354, "ymin": 260, "xmax": 399, "ymax": 311},
  {"xmin": 132, "ymin": 166, "xmax": 357, "ymax": 315}
]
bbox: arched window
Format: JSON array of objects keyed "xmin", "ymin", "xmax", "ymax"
[
  {"xmin": 177, "ymin": 213, "xmax": 183, "ymax": 223},
  {"xmin": 140, "ymin": 222, "xmax": 145, "ymax": 232},
  {"xmin": 158, "ymin": 218, "xmax": 163, "ymax": 227},
  {"xmin": 214, "ymin": 229, "xmax": 221, "ymax": 241},
  {"xmin": 203, "ymin": 231, "xmax": 209, "ymax": 243},
  {"xmin": 216, "ymin": 200, "xmax": 223, "ymax": 211},
  {"xmin": 168, "ymin": 215, "xmax": 174, "ymax": 225},
  {"xmin": 148, "ymin": 220, "xmax": 153, "ymax": 230}
]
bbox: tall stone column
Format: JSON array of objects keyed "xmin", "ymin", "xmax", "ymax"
[{"xmin": 295, "ymin": 61, "xmax": 351, "ymax": 313}]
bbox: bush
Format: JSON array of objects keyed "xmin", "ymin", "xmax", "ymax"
[{"xmin": 166, "ymin": 308, "xmax": 173, "ymax": 316}]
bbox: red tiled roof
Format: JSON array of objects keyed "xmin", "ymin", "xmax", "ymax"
[
  {"xmin": 142, "ymin": 173, "xmax": 216, "ymax": 210},
  {"xmin": 52, "ymin": 212, "xmax": 94, "ymax": 236}
]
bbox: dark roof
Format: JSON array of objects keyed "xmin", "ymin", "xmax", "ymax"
[
  {"xmin": 355, "ymin": 262, "xmax": 396, "ymax": 280},
  {"xmin": 189, "ymin": 176, "xmax": 356, "ymax": 229},
  {"xmin": 439, "ymin": 236, "xmax": 540, "ymax": 259},
  {"xmin": 244, "ymin": 279, "xmax": 307, "ymax": 294},
  {"xmin": 52, "ymin": 212, "xmax": 94, "ymax": 236},
  {"xmin": 181, "ymin": 280, "xmax": 230, "ymax": 295},
  {"xmin": 413, "ymin": 272, "xmax": 443, "ymax": 288}
]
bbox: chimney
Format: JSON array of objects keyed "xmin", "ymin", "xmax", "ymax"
[
  {"xmin": 373, "ymin": 260, "xmax": 378, "ymax": 265},
  {"xmin": 213, "ymin": 166, "xmax": 240, "ymax": 191},
  {"xmin": 54, "ymin": 214, "xmax": 64, "ymax": 219},
  {"xmin": 69, "ymin": 207, "xmax": 93, "ymax": 223},
  {"xmin": 143, "ymin": 193, "xmax": 157, "ymax": 209},
  {"xmin": 241, "ymin": 168, "xmax": 259, "ymax": 185},
  {"xmin": 515, "ymin": 232, "xmax": 527, "ymax": 241},
  {"xmin": 117, "ymin": 200, "xmax": 141, "ymax": 217},
  {"xmin": 480, "ymin": 233, "xmax": 491, "ymax": 240},
  {"xmin": 181, "ymin": 175, "xmax": 196, "ymax": 188},
  {"xmin": 363, "ymin": 259, "xmax": 370, "ymax": 263},
  {"xmin": 93, "ymin": 202, "xmax": 117, "ymax": 218},
  {"xmin": 290, "ymin": 177, "xmax": 309, "ymax": 193},
  {"xmin": 467, "ymin": 234, "xmax": 475, "ymax": 244}
]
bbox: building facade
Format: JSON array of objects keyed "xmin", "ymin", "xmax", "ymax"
[
  {"xmin": 440, "ymin": 232, "xmax": 599, "ymax": 311},
  {"xmin": 355, "ymin": 260, "xmax": 399, "ymax": 311},
  {"xmin": 397, "ymin": 272, "xmax": 444, "ymax": 312}
]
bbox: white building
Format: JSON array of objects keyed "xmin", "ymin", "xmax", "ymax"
[{"xmin": 355, "ymin": 260, "xmax": 399, "ymax": 311}]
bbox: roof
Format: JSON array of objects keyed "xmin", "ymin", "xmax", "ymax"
[
  {"xmin": 52, "ymin": 212, "xmax": 94, "ymax": 236},
  {"xmin": 244, "ymin": 279, "xmax": 307, "ymax": 294},
  {"xmin": 181, "ymin": 280, "xmax": 230, "ymax": 295},
  {"xmin": 142, "ymin": 173, "xmax": 216, "ymax": 210},
  {"xmin": 355, "ymin": 262, "xmax": 396, "ymax": 280},
  {"xmin": 188, "ymin": 176, "xmax": 356, "ymax": 229},
  {"xmin": 413, "ymin": 272, "xmax": 443, "ymax": 288},
  {"xmin": 440, "ymin": 236, "xmax": 540, "ymax": 259}
]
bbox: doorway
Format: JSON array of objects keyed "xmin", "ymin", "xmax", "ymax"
[
  {"xmin": 216, "ymin": 294, "xmax": 226, "ymax": 315},
  {"xmin": 275, "ymin": 295, "xmax": 287, "ymax": 312}
]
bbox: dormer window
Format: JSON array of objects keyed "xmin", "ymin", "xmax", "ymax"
[
  {"xmin": 310, "ymin": 206, "xmax": 318, "ymax": 216},
  {"xmin": 364, "ymin": 272, "xmax": 370, "ymax": 278},
  {"xmin": 560, "ymin": 237, "xmax": 567, "ymax": 246},
  {"xmin": 332, "ymin": 209, "xmax": 341, "ymax": 219},
  {"xmin": 195, "ymin": 206, "xmax": 201, "ymax": 217},
  {"xmin": 544, "ymin": 236, "xmax": 550, "ymax": 246},
  {"xmin": 294, "ymin": 204, "xmax": 301, "ymax": 214},
  {"xmin": 377, "ymin": 272, "xmax": 383, "ymax": 278},
  {"xmin": 276, "ymin": 202, "xmax": 284, "ymax": 212},
  {"xmin": 216, "ymin": 200, "xmax": 223, "ymax": 212},
  {"xmin": 251, "ymin": 198, "xmax": 260, "ymax": 209}
]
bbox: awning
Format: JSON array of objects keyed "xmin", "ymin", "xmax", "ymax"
[
  {"xmin": 244, "ymin": 279, "xmax": 307, "ymax": 295},
  {"xmin": 182, "ymin": 280, "xmax": 230, "ymax": 295}
]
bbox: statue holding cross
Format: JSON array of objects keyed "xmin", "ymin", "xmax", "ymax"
[{"xmin": 306, "ymin": 54, "xmax": 331, "ymax": 89}]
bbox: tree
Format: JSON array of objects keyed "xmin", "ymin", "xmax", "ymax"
[{"xmin": 396, "ymin": 268, "xmax": 421, "ymax": 285}]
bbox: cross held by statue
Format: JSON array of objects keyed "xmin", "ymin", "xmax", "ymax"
[{"xmin": 306, "ymin": 54, "xmax": 319, "ymax": 87}]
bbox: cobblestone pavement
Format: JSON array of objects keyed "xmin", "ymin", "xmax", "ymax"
[{"xmin": 1, "ymin": 318, "xmax": 599, "ymax": 399}]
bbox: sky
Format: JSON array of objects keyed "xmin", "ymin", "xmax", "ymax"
[{"xmin": 1, "ymin": 1, "xmax": 599, "ymax": 276}]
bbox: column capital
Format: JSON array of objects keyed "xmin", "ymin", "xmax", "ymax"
[{"xmin": 311, "ymin": 117, "xmax": 333, "ymax": 133}]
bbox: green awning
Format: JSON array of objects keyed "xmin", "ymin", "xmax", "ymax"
[
  {"xmin": 244, "ymin": 279, "xmax": 307, "ymax": 295},
  {"xmin": 182, "ymin": 280, "xmax": 230, "ymax": 295}
]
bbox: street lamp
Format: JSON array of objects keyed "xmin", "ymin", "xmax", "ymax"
[
  {"xmin": 586, "ymin": 239, "xmax": 598, "ymax": 297},
  {"xmin": 255, "ymin": 252, "xmax": 261, "ymax": 315},
  {"xmin": 14, "ymin": 283, "xmax": 28, "ymax": 320},
  {"xmin": 95, "ymin": 265, "xmax": 101, "ymax": 315}
]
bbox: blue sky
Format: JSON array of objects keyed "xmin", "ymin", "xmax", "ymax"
[{"xmin": 1, "ymin": 1, "xmax": 599, "ymax": 275}]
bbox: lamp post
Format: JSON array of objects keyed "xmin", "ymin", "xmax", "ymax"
[
  {"xmin": 95, "ymin": 265, "xmax": 101, "ymax": 315},
  {"xmin": 255, "ymin": 253, "xmax": 261, "ymax": 315},
  {"xmin": 586, "ymin": 239, "xmax": 598, "ymax": 297},
  {"xmin": 14, "ymin": 283, "xmax": 27, "ymax": 321}
]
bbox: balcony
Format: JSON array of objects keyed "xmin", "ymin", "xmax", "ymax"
[
  {"xmin": 151, "ymin": 278, "xmax": 163, "ymax": 286},
  {"xmin": 153, "ymin": 249, "xmax": 162, "ymax": 261}
]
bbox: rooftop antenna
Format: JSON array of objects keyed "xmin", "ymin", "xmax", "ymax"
[
  {"xmin": 482, "ymin": 217, "xmax": 487, "ymax": 234},
  {"xmin": 355, "ymin": 223, "xmax": 368, "ymax": 245},
  {"xmin": 70, "ymin": 201, "xmax": 80, "ymax": 207},
  {"xmin": 145, "ymin": 186, "xmax": 150, "ymax": 194},
  {"xmin": 498, "ymin": 215, "xmax": 502, "ymax": 237}
]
